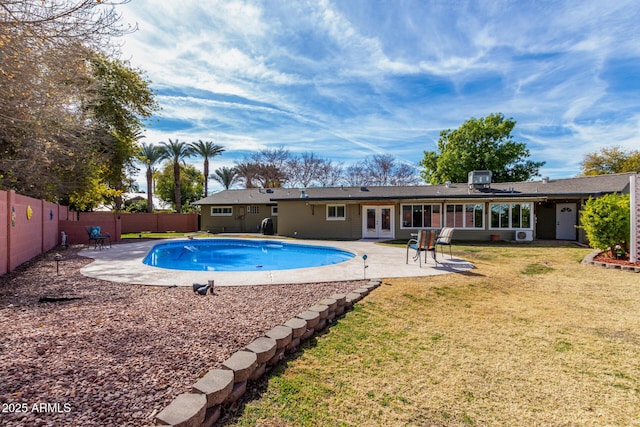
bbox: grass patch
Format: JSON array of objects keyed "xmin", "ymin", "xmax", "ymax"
[
  {"xmin": 226, "ymin": 244, "xmax": 640, "ymax": 426},
  {"xmin": 521, "ymin": 262, "xmax": 554, "ymax": 275}
]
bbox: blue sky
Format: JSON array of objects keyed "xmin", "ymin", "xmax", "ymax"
[{"xmin": 118, "ymin": 0, "xmax": 640, "ymax": 192}]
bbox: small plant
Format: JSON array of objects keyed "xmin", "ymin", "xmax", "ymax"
[{"xmin": 579, "ymin": 193, "xmax": 630, "ymax": 258}]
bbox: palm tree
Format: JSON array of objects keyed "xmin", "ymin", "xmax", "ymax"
[
  {"xmin": 234, "ymin": 161, "xmax": 258, "ymax": 188},
  {"xmin": 138, "ymin": 142, "xmax": 163, "ymax": 213},
  {"xmin": 190, "ymin": 140, "xmax": 225, "ymax": 196},
  {"xmin": 212, "ymin": 166, "xmax": 239, "ymax": 190},
  {"xmin": 159, "ymin": 138, "xmax": 192, "ymax": 212}
]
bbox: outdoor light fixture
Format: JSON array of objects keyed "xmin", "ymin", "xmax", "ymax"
[
  {"xmin": 54, "ymin": 253, "xmax": 63, "ymax": 275},
  {"xmin": 362, "ymin": 254, "xmax": 368, "ymax": 279}
]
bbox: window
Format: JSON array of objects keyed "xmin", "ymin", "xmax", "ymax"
[
  {"xmin": 445, "ymin": 204, "xmax": 484, "ymax": 228},
  {"xmin": 327, "ymin": 204, "xmax": 346, "ymax": 220},
  {"xmin": 490, "ymin": 203, "xmax": 532, "ymax": 229},
  {"xmin": 211, "ymin": 206, "xmax": 232, "ymax": 216},
  {"xmin": 247, "ymin": 205, "xmax": 259, "ymax": 214},
  {"xmin": 401, "ymin": 204, "xmax": 441, "ymax": 228},
  {"xmin": 271, "ymin": 206, "xmax": 278, "ymax": 216}
]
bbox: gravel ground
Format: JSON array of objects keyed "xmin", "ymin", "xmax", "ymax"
[{"xmin": 0, "ymin": 245, "xmax": 365, "ymax": 426}]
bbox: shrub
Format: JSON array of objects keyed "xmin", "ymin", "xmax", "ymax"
[{"xmin": 579, "ymin": 193, "xmax": 630, "ymax": 256}]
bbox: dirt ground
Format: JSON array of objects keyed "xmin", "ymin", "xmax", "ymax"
[{"xmin": 0, "ymin": 246, "xmax": 364, "ymax": 426}]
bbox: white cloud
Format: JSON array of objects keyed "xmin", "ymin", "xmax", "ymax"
[{"xmin": 117, "ymin": 0, "xmax": 640, "ymax": 182}]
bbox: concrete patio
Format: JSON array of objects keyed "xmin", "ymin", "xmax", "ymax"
[{"xmin": 79, "ymin": 237, "xmax": 475, "ymax": 287}]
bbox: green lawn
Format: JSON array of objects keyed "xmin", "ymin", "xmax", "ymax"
[{"xmin": 225, "ymin": 243, "xmax": 640, "ymax": 426}]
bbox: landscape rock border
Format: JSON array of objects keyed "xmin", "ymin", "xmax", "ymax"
[
  {"xmin": 154, "ymin": 279, "xmax": 382, "ymax": 426},
  {"xmin": 582, "ymin": 250, "xmax": 640, "ymax": 273}
]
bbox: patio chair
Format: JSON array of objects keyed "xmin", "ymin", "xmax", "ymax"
[
  {"xmin": 406, "ymin": 229, "xmax": 437, "ymax": 267},
  {"xmin": 436, "ymin": 227, "xmax": 454, "ymax": 259},
  {"xmin": 85, "ymin": 226, "xmax": 111, "ymax": 250}
]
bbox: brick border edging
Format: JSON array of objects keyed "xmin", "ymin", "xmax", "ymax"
[
  {"xmin": 153, "ymin": 279, "xmax": 382, "ymax": 427},
  {"xmin": 582, "ymin": 250, "xmax": 640, "ymax": 273}
]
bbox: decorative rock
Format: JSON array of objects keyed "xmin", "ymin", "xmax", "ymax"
[
  {"xmin": 315, "ymin": 318, "xmax": 327, "ymax": 331},
  {"xmin": 318, "ymin": 298, "xmax": 337, "ymax": 311},
  {"xmin": 155, "ymin": 392, "xmax": 206, "ymax": 427},
  {"xmin": 265, "ymin": 325, "xmax": 293, "ymax": 349},
  {"xmin": 300, "ymin": 328, "xmax": 314, "ymax": 341},
  {"xmin": 223, "ymin": 380, "xmax": 247, "ymax": 404},
  {"xmin": 286, "ymin": 336, "xmax": 301, "ymax": 352},
  {"xmin": 346, "ymin": 292, "xmax": 363, "ymax": 304},
  {"xmin": 245, "ymin": 336, "xmax": 277, "ymax": 364},
  {"xmin": 191, "ymin": 369, "xmax": 234, "ymax": 407},
  {"xmin": 249, "ymin": 363, "xmax": 266, "ymax": 381},
  {"xmin": 284, "ymin": 317, "xmax": 307, "ymax": 338},
  {"xmin": 267, "ymin": 347, "xmax": 285, "ymax": 366},
  {"xmin": 296, "ymin": 310, "xmax": 320, "ymax": 329},
  {"xmin": 308, "ymin": 304, "xmax": 329, "ymax": 319},
  {"xmin": 329, "ymin": 293, "xmax": 347, "ymax": 307},
  {"xmin": 364, "ymin": 282, "xmax": 379, "ymax": 291},
  {"xmin": 202, "ymin": 405, "xmax": 222, "ymax": 427},
  {"xmin": 222, "ymin": 350, "xmax": 258, "ymax": 383}
]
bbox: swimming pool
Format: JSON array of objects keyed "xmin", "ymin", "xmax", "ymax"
[{"xmin": 142, "ymin": 239, "xmax": 355, "ymax": 272}]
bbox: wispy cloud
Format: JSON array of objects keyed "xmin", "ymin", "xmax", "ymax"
[{"xmin": 118, "ymin": 0, "xmax": 640, "ymax": 189}]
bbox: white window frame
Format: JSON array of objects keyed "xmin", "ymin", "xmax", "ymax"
[
  {"xmin": 326, "ymin": 204, "xmax": 346, "ymax": 221},
  {"xmin": 444, "ymin": 203, "xmax": 485, "ymax": 229},
  {"xmin": 271, "ymin": 206, "xmax": 279, "ymax": 216},
  {"xmin": 247, "ymin": 205, "xmax": 260, "ymax": 214},
  {"xmin": 400, "ymin": 203, "xmax": 442, "ymax": 229},
  {"xmin": 211, "ymin": 206, "xmax": 233, "ymax": 216},
  {"xmin": 489, "ymin": 202, "xmax": 533, "ymax": 230}
]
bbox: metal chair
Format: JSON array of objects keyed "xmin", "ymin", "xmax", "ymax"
[
  {"xmin": 435, "ymin": 227, "xmax": 454, "ymax": 259},
  {"xmin": 406, "ymin": 229, "xmax": 437, "ymax": 267}
]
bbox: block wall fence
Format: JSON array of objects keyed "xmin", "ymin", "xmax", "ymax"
[
  {"xmin": 1, "ymin": 190, "xmax": 71, "ymax": 276},
  {"xmin": 2, "ymin": 189, "xmax": 198, "ymax": 276}
]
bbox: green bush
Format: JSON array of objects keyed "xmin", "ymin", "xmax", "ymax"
[{"xmin": 579, "ymin": 193, "xmax": 630, "ymax": 256}]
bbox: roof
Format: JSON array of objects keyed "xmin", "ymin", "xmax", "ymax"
[
  {"xmin": 193, "ymin": 173, "xmax": 637, "ymax": 205},
  {"xmin": 193, "ymin": 187, "xmax": 287, "ymax": 205}
]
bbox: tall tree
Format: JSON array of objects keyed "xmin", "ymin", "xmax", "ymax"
[
  {"xmin": 190, "ymin": 140, "xmax": 225, "ymax": 196},
  {"xmin": 155, "ymin": 163, "xmax": 204, "ymax": 212},
  {"xmin": 212, "ymin": 166, "xmax": 239, "ymax": 190},
  {"xmin": 581, "ymin": 146, "xmax": 640, "ymax": 176},
  {"xmin": 159, "ymin": 139, "xmax": 192, "ymax": 212},
  {"xmin": 363, "ymin": 154, "xmax": 420, "ymax": 186},
  {"xmin": 420, "ymin": 113, "xmax": 545, "ymax": 184},
  {"xmin": 87, "ymin": 53, "xmax": 158, "ymax": 209},
  {"xmin": 0, "ymin": 0, "xmax": 137, "ymax": 203},
  {"xmin": 138, "ymin": 143, "xmax": 163, "ymax": 212},
  {"xmin": 234, "ymin": 162, "xmax": 258, "ymax": 188}
]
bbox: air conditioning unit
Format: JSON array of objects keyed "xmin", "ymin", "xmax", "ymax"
[{"xmin": 515, "ymin": 229, "xmax": 533, "ymax": 242}]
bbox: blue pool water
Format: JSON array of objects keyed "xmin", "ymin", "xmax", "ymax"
[{"xmin": 142, "ymin": 239, "xmax": 355, "ymax": 272}]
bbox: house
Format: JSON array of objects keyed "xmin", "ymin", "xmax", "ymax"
[{"xmin": 193, "ymin": 172, "xmax": 637, "ymax": 242}]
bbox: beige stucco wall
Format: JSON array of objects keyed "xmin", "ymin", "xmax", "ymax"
[
  {"xmin": 200, "ymin": 204, "xmax": 278, "ymax": 234},
  {"xmin": 277, "ymin": 201, "xmax": 362, "ymax": 239}
]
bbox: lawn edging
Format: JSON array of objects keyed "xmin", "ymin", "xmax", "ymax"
[
  {"xmin": 153, "ymin": 279, "xmax": 382, "ymax": 427},
  {"xmin": 582, "ymin": 250, "xmax": 640, "ymax": 272}
]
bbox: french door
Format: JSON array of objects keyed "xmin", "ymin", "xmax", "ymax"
[{"xmin": 363, "ymin": 205, "xmax": 394, "ymax": 239}]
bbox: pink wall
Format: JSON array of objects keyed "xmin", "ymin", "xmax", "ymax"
[
  {"xmin": 1, "ymin": 190, "xmax": 199, "ymax": 276},
  {"xmin": 1, "ymin": 190, "xmax": 64, "ymax": 274},
  {"xmin": 0, "ymin": 190, "xmax": 8, "ymax": 275},
  {"xmin": 0, "ymin": 191, "xmax": 64, "ymax": 274},
  {"xmin": 118, "ymin": 213, "xmax": 198, "ymax": 233},
  {"xmin": 11, "ymin": 193, "xmax": 43, "ymax": 271}
]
